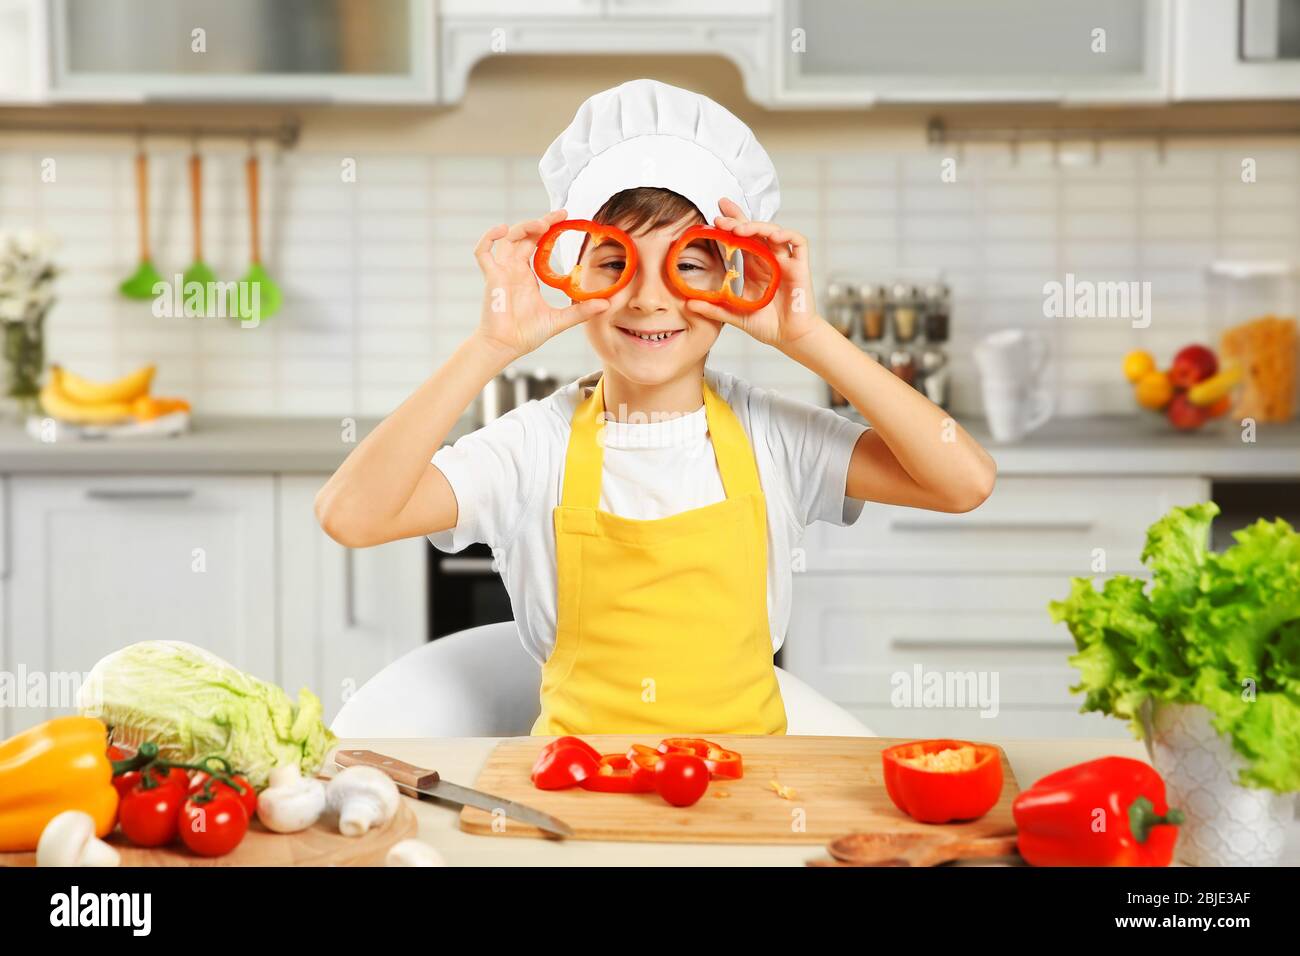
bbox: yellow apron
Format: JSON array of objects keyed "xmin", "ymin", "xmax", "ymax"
[{"xmin": 532, "ymin": 376, "xmax": 787, "ymax": 736}]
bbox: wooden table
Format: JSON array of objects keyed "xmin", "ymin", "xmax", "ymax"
[{"xmin": 335, "ymin": 736, "xmax": 1300, "ymax": 867}]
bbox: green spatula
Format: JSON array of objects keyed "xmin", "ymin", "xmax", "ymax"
[
  {"xmin": 182, "ymin": 151, "xmax": 217, "ymax": 316},
  {"xmin": 237, "ymin": 151, "xmax": 280, "ymax": 325},
  {"xmin": 119, "ymin": 150, "xmax": 163, "ymax": 299}
]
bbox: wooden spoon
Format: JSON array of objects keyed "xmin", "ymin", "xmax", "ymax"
[
  {"xmin": 182, "ymin": 150, "xmax": 217, "ymax": 315},
  {"xmin": 826, "ymin": 830, "xmax": 1020, "ymax": 867},
  {"xmin": 119, "ymin": 149, "xmax": 163, "ymax": 300}
]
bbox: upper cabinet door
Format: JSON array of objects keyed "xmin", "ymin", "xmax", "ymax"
[
  {"xmin": 0, "ymin": 0, "xmax": 47, "ymax": 103},
  {"xmin": 1174, "ymin": 0, "xmax": 1300, "ymax": 99},
  {"xmin": 773, "ymin": 0, "xmax": 1171, "ymax": 106},
  {"xmin": 46, "ymin": 0, "xmax": 436, "ymax": 102}
]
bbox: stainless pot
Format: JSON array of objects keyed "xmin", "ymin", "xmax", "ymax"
[{"xmin": 477, "ymin": 369, "xmax": 561, "ymax": 425}]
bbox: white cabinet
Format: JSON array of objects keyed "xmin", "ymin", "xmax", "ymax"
[
  {"xmin": 277, "ymin": 475, "xmax": 426, "ymax": 725},
  {"xmin": 773, "ymin": 0, "xmax": 1171, "ymax": 106},
  {"xmin": 0, "ymin": 0, "xmax": 47, "ymax": 103},
  {"xmin": 782, "ymin": 475, "xmax": 1210, "ymax": 739},
  {"xmin": 5, "ymin": 474, "xmax": 276, "ymax": 733},
  {"xmin": 45, "ymin": 0, "xmax": 437, "ymax": 103},
  {"xmin": 1173, "ymin": 0, "xmax": 1300, "ymax": 99}
]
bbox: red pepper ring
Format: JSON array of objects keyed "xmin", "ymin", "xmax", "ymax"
[
  {"xmin": 580, "ymin": 753, "xmax": 657, "ymax": 794},
  {"xmin": 665, "ymin": 225, "xmax": 781, "ymax": 314},
  {"xmin": 533, "ymin": 219, "xmax": 639, "ymax": 302}
]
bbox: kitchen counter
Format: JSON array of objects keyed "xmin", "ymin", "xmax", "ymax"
[
  {"xmin": 336, "ymin": 736, "xmax": 1299, "ymax": 866},
  {"xmin": 1, "ymin": 413, "xmax": 1297, "ymax": 477}
]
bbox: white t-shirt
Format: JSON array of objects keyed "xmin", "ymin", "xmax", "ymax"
[{"xmin": 429, "ymin": 367, "xmax": 868, "ymax": 665}]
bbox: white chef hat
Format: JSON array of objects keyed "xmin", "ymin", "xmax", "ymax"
[{"xmin": 538, "ymin": 79, "xmax": 781, "ymax": 274}]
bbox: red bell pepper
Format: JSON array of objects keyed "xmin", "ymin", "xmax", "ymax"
[
  {"xmin": 664, "ymin": 225, "xmax": 781, "ymax": 313},
  {"xmin": 530, "ymin": 740, "xmax": 600, "ymax": 791},
  {"xmin": 581, "ymin": 754, "xmax": 656, "ymax": 794},
  {"xmin": 1012, "ymin": 756, "xmax": 1184, "ymax": 867},
  {"xmin": 657, "ymin": 737, "xmax": 744, "ymax": 780},
  {"xmin": 881, "ymin": 739, "xmax": 1003, "ymax": 824},
  {"xmin": 533, "ymin": 219, "xmax": 638, "ymax": 301}
]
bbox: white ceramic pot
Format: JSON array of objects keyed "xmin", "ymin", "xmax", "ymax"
[{"xmin": 1145, "ymin": 702, "xmax": 1293, "ymax": 866}]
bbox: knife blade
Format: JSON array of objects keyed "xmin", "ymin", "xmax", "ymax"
[{"xmin": 334, "ymin": 748, "xmax": 573, "ymax": 838}]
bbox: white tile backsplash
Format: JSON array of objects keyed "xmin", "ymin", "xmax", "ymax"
[{"xmin": 2, "ymin": 141, "xmax": 1299, "ymax": 418}]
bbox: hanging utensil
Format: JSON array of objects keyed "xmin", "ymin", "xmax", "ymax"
[
  {"xmin": 237, "ymin": 149, "xmax": 280, "ymax": 323},
  {"xmin": 181, "ymin": 149, "xmax": 217, "ymax": 315},
  {"xmin": 119, "ymin": 148, "xmax": 163, "ymax": 299}
]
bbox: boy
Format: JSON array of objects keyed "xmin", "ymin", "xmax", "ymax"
[{"xmin": 316, "ymin": 80, "xmax": 996, "ymax": 735}]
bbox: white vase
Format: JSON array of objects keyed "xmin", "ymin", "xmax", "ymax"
[{"xmin": 1145, "ymin": 702, "xmax": 1293, "ymax": 866}]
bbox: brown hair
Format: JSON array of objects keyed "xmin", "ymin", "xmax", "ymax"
[{"xmin": 591, "ymin": 186, "xmax": 705, "ymax": 233}]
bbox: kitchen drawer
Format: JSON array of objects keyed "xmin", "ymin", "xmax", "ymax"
[
  {"xmin": 806, "ymin": 476, "xmax": 1210, "ymax": 574},
  {"xmin": 847, "ymin": 705, "xmax": 1130, "ymax": 742},
  {"xmin": 784, "ymin": 576, "xmax": 1088, "ymax": 709}
]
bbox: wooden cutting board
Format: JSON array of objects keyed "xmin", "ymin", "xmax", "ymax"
[
  {"xmin": 0, "ymin": 799, "xmax": 417, "ymax": 867},
  {"xmin": 460, "ymin": 735, "xmax": 1019, "ymax": 844}
]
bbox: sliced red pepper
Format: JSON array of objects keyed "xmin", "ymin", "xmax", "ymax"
[
  {"xmin": 656, "ymin": 738, "xmax": 744, "ymax": 780},
  {"xmin": 533, "ymin": 219, "xmax": 638, "ymax": 301},
  {"xmin": 580, "ymin": 754, "xmax": 656, "ymax": 794},
  {"xmin": 880, "ymin": 739, "xmax": 1003, "ymax": 824},
  {"xmin": 530, "ymin": 743, "xmax": 600, "ymax": 791},
  {"xmin": 535, "ymin": 735, "xmax": 602, "ymax": 767},
  {"xmin": 664, "ymin": 225, "xmax": 780, "ymax": 313}
]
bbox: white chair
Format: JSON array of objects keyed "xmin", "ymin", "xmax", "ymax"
[{"xmin": 331, "ymin": 620, "xmax": 873, "ymax": 738}]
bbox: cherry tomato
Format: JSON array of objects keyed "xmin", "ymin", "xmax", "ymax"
[
  {"xmin": 113, "ymin": 765, "xmax": 189, "ymax": 802},
  {"xmin": 179, "ymin": 795, "xmax": 249, "ymax": 858},
  {"xmin": 189, "ymin": 772, "xmax": 258, "ymax": 819},
  {"xmin": 118, "ymin": 781, "xmax": 186, "ymax": 847},
  {"xmin": 653, "ymin": 753, "xmax": 710, "ymax": 807}
]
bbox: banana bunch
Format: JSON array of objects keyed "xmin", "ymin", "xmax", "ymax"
[{"xmin": 39, "ymin": 365, "xmax": 190, "ymax": 425}]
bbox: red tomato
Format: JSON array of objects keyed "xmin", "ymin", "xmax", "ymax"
[
  {"xmin": 189, "ymin": 772, "xmax": 258, "ymax": 819},
  {"xmin": 113, "ymin": 766, "xmax": 189, "ymax": 802},
  {"xmin": 179, "ymin": 796, "xmax": 249, "ymax": 857},
  {"xmin": 118, "ymin": 782, "xmax": 186, "ymax": 847},
  {"xmin": 653, "ymin": 753, "xmax": 710, "ymax": 807}
]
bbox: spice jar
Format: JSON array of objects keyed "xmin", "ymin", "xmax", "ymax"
[
  {"xmin": 889, "ymin": 283, "xmax": 919, "ymax": 343},
  {"xmin": 859, "ymin": 283, "xmax": 886, "ymax": 341},
  {"xmin": 923, "ymin": 283, "xmax": 951, "ymax": 343},
  {"xmin": 920, "ymin": 347, "xmax": 949, "ymax": 406},
  {"xmin": 825, "ymin": 281, "xmax": 860, "ymax": 338},
  {"xmin": 888, "ymin": 349, "xmax": 916, "ymax": 386}
]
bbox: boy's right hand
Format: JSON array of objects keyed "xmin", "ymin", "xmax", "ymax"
[{"xmin": 473, "ymin": 210, "xmax": 609, "ymax": 360}]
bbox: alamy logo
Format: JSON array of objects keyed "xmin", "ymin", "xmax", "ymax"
[
  {"xmin": 1042, "ymin": 272, "xmax": 1151, "ymax": 329},
  {"xmin": 890, "ymin": 664, "xmax": 1000, "ymax": 718},
  {"xmin": 50, "ymin": 886, "xmax": 151, "ymax": 936}
]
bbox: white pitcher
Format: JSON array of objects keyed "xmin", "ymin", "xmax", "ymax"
[{"xmin": 974, "ymin": 328, "xmax": 1054, "ymax": 443}]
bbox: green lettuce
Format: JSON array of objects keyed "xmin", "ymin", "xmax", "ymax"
[
  {"xmin": 78, "ymin": 641, "xmax": 336, "ymax": 788},
  {"xmin": 1050, "ymin": 502, "xmax": 1300, "ymax": 792}
]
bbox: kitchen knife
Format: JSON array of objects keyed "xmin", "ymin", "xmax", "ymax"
[{"xmin": 334, "ymin": 749, "xmax": 573, "ymax": 838}]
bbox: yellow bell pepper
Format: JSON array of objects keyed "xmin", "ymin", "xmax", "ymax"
[{"xmin": 0, "ymin": 716, "xmax": 119, "ymax": 852}]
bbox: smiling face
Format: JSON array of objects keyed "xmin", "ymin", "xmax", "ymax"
[{"xmin": 577, "ymin": 188, "xmax": 727, "ymax": 388}]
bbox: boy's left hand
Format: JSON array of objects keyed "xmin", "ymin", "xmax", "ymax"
[{"xmin": 685, "ymin": 197, "xmax": 824, "ymax": 353}]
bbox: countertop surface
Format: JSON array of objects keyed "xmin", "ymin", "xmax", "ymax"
[
  {"xmin": 0, "ymin": 413, "xmax": 1297, "ymax": 477},
  {"xmin": 333, "ymin": 736, "xmax": 1299, "ymax": 866}
]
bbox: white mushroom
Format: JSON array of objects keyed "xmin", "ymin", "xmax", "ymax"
[
  {"xmin": 386, "ymin": 839, "xmax": 446, "ymax": 867},
  {"xmin": 325, "ymin": 765, "xmax": 400, "ymax": 837},
  {"xmin": 256, "ymin": 764, "xmax": 327, "ymax": 834},
  {"xmin": 36, "ymin": 811, "xmax": 120, "ymax": 868}
]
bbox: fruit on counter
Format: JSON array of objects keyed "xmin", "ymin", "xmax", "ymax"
[
  {"xmin": 1165, "ymin": 392, "xmax": 1209, "ymax": 431},
  {"xmin": 653, "ymin": 752, "xmax": 710, "ymax": 807},
  {"xmin": 0, "ymin": 716, "xmax": 120, "ymax": 852},
  {"xmin": 1186, "ymin": 363, "xmax": 1242, "ymax": 407},
  {"xmin": 35, "ymin": 811, "xmax": 121, "ymax": 868},
  {"xmin": 1133, "ymin": 369, "xmax": 1173, "ymax": 411},
  {"xmin": 117, "ymin": 773, "xmax": 187, "ymax": 848},
  {"xmin": 179, "ymin": 791, "xmax": 249, "ymax": 857},
  {"xmin": 325, "ymin": 765, "xmax": 401, "ymax": 837},
  {"xmin": 132, "ymin": 394, "xmax": 191, "ymax": 420},
  {"xmin": 1051, "ymin": 502, "xmax": 1300, "ymax": 792},
  {"xmin": 56, "ymin": 362, "xmax": 155, "ymax": 404},
  {"xmin": 1012, "ymin": 757, "xmax": 1183, "ymax": 867},
  {"xmin": 1168, "ymin": 344, "xmax": 1218, "ymax": 388},
  {"xmin": 256, "ymin": 764, "xmax": 327, "ymax": 834},
  {"xmin": 39, "ymin": 367, "xmax": 134, "ymax": 424},
  {"xmin": 77, "ymin": 641, "xmax": 336, "ymax": 790},
  {"xmin": 1121, "ymin": 349, "xmax": 1156, "ymax": 384},
  {"xmin": 880, "ymin": 739, "xmax": 1003, "ymax": 824}
]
